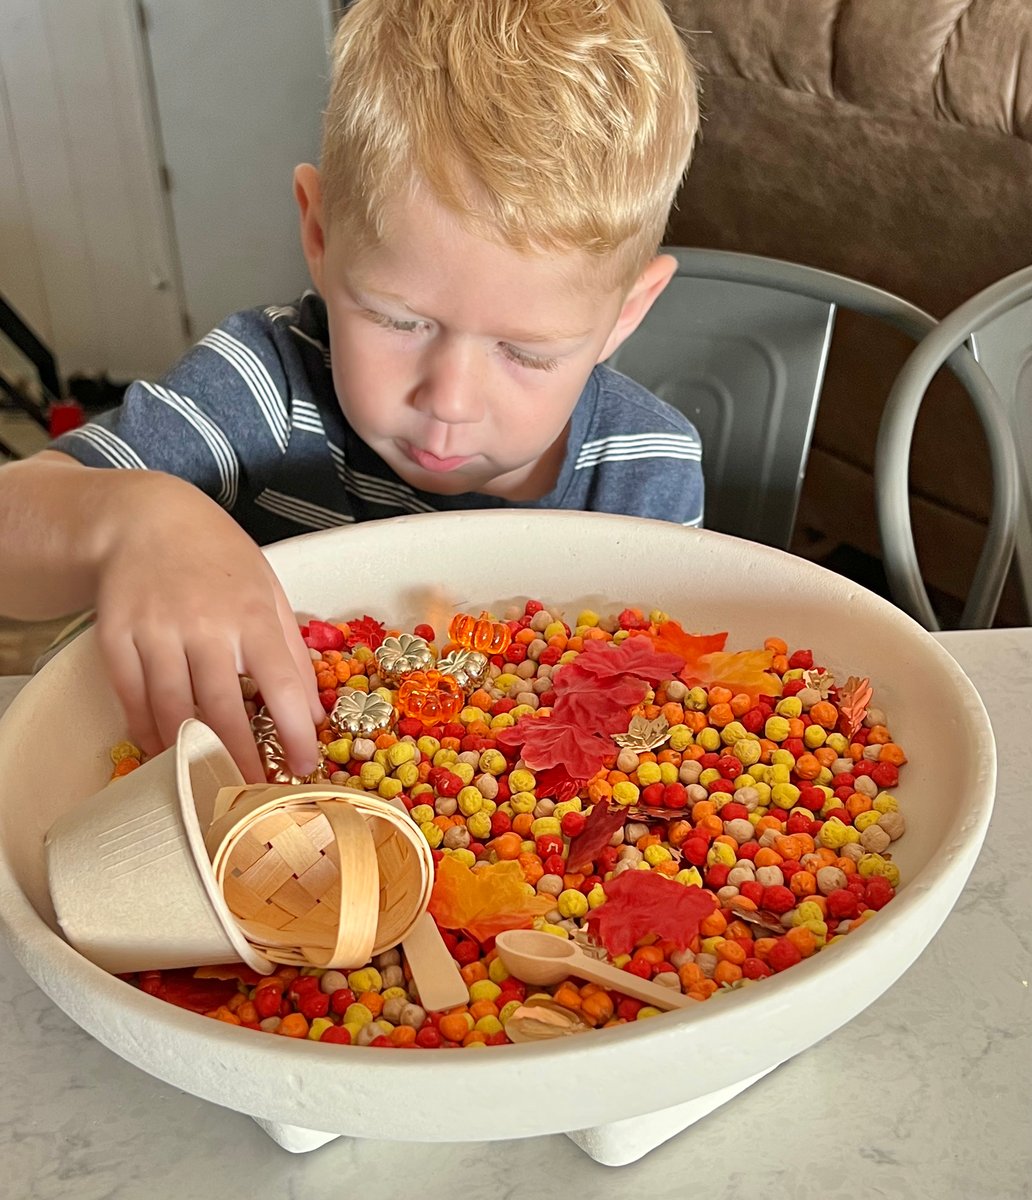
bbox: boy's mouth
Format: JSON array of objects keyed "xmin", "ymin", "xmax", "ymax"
[{"xmin": 404, "ymin": 445, "xmax": 472, "ymax": 474}]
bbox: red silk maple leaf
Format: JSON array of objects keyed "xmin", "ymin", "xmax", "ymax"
[
  {"xmin": 585, "ymin": 871, "xmax": 716, "ymax": 956},
  {"xmin": 558, "ymin": 635, "xmax": 685, "ymax": 686},
  {"xmin": 533, "ymin": 764, "xmax": 582, "ymax": 803},
  {"xmin": 566, "ymin": 799, "xmax": 627, "ymax": 873},
  {"xmin": 343, "ymin": 615, "xmax": 387, "ymax": 650},
  {"xmin": 495, "ymin": 716, "xmax": 614, "ymax": 778}
]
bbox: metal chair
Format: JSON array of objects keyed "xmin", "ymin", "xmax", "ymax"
[
  {"xmin": 607, "ymin": 248, "xmax": 1020, "ymax": 631},
  {"xmin": 923, "ymin": 265, "xmax": 1032, "ymax": 626}
]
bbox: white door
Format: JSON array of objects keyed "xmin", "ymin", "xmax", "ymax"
[{"xmin": 140, "ymin": 0, "xmax": 334, "ymax": 339}]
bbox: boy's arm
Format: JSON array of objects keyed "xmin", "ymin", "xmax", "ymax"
[{"xmin": 0, "ymin": 449, "xmax": 322, "ymax": 781}]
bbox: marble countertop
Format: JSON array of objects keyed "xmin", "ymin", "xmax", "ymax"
[{"xmin": 1, "ymin": 628, "xmax": 1030, "ymax": 1200}]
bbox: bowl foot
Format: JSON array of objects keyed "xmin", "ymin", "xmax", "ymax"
[
  {"xmin": 248, "ymin": 1064, "xmax": 780, "ymax": 1161},
  {"xmin": 565, "ymin": 1065, "xmax": 778, "ymax": 1166}
]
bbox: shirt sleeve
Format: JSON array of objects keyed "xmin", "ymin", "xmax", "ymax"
[{"xmin": 50, "ymin": 308, "xmax": 293, "ymax": 517}]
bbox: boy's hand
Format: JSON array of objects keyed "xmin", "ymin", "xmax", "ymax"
[{"xmin": 94, "ymin": 475, "xmax": 323, "ymax": 782}]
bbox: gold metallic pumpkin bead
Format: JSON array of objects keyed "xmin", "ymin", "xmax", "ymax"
[
  {"xmin": 436, "ymin": 648, "xmax": 490, "ymax": 691},
  {"xmin": 374, "ymin": 632, "xmax": 434, "ymax": 683},
  {"xmin": 330, "ymin": 686, "xmax": 395, "ymax": 737}
]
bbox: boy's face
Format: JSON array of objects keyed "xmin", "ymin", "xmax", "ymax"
[{"xmin": 295, "ymin": 165, "xmax": 674, "ymax": 500}]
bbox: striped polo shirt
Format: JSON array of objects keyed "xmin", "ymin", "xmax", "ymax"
[{"xmin": 51, "ymin": 293, "xmax": 704, "ymax": 544}]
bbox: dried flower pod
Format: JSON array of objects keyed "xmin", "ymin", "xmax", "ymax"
[
  {"xmin": 329, "ymin": 687, "xmax": 395, "ymax": 737},
  {"xmin": 436, "ymin": 648, "xmax": 490, "ymax": 691},
  {"xmin": 374, "ymin": 632, "xmax": 434, "ymax": 684},
  {"xmin": 449, "ymin": 610, "xmax": 512, "ymax": 656},
  {"xmin": 503, "ymin": 997, "xmax": 590, "ymax": 1043}
]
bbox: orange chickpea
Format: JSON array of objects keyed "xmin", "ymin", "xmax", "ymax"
[
  {"xmin": 491, "ymin": 832, "xmax": 524, "ymax": 861},
  {"xmin": 438, "ymin": 1012, "xmax": 473, "ymax": 1043},
  {"xmin": 553, "ymin": 982, "xmax": 583, "ymax": 1010},
  {"xmin": 587, "ymin": 778, "xmax": 613, "ymax": 804},
  {"xmin": 511, "ymin": 813, "xmax": 535, "ymax": 837},
  {"xmin": 846, "ymin": 792, "xmax": 873, "ymax": 818},
  {"xmin": 683, "ymin": 711, "xmax": 709, "ymax": 733},
  {"xmin": 774, "ymin": 835, "xmax": 804, "ymax": 860},
  {"xmin": 236, "ymin": 1000, "xmax": 258, "ymax": 1025},
  {"xmin": 713, "ymin": 961, "xmax": 743, "ymax": 986},
  {"xmin": 715, "ymin": 940, "xmax": 747, "ymax": 965},
  {"xmin": 678, "ymin": 962, "xmax": 705, "ymax": 989},
  {"xmin": 753, "ymin": 937, "xmax": 778, "ymax": 962},
  {"xmin": 518, "ymin": 853, "xmax": 544, "ymax": 886},
  {"xmin": 809, "ymin": 701, "xmax": 839, "ymax": 730},
  {"xmin": 653, "ymin": 860, "xmax": 680, "ymax": 877},
  {"xmin": 866, "ymin": 724, "xmax": 891, "ymax": 745},
  {"xmin": 764, "ymin": 637, "xmax": 788, "ymax": 656},
  {"xmin": 725, "ymin": 919, "xmax": 753, "ymax": 941},
  {"xmin": 696, "ymin": 814, "xmax": 723, "ymax": 839},
  {"xmin": 276, "ymin": 1013, "xmax": 309, "ymax": 1038},
  {"xmin": 835, "ymin": 856, "xmax": 858, "ymax": 876},
  {"xmin": 789, "ymin": 870, "xmax": 817, "ymax": 897},
  {"xmin": 462, "ymin": 1031, "xmax": 488, "ymax": 1047},
  {"xmin": 708, "ymin": 703, "xmax": 734, "ymax": 728},
  {"xmin": 708, "ymin": 685, "xmax": 734, "ymax": 706},
  {"xmin": 698, "ymin": 909, "xmax": 728, "ymax": 937},
  {"xmin": 460, "ymin": 961, "xmax": 488, "ymax": 987},
  {"xmin": 730, "ymin": 693, "xmax": 753, "ymax": 717},
  {"xmin": 580, "ymin": 992, "xmax": 615, "ymax": 1025},
  {"xmin": 754, "ymin": 847, "xmax": 784, "ymax": 868},
  {"xmin": 660, "ymin": 702, "xmax": 685, "ymax": 726},
  {"xmin": 691, "ymin": 799, "xmax": 718, "ymax": 822},
  {"xmin": 785, "ymin": 926, "xmax": 818, "ymax": 958},
  {"xmin": 770, "ymin": 653, "xmax": 789, "ymax": 674},
  {"xmin": 755, "ymin": 815, "xmax": 783, "ymax": 835},
  {"xmin": 794, "ymin": 753, "xmax": 823, "ymax": 781},
  {"xmin": 469, "ymin": 1000, "xmax": 500, "ymax": 1021},
  {"xmin": 814, "ymin": 746, "xmax": 839, "ymax": 768},
  {"xmin": 390, "ymin": 1025, "xmax": 418, "ymax": 1047},
  {"xmin": 786, "ymin": 717, "xmax": 805, "ymax": 739},
  {"xmin": 633, "ymin": 945, "xmax": 666, "ymax": 966},
  {"xmin": 879, "ymin": 742, "xmax": 908, "ymax": 765}
]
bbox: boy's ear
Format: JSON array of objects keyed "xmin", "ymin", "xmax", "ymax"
[
  {"xmin": 597, "ymin": 254, "xmax": 678, "ymax": 362},
  {"xmin": 294, "ymin": 163, "xmax": 327, "ymax": 293}
]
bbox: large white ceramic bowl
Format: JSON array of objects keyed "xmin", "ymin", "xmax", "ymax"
[{"xmin": 0, "ymin": 512, "xmax": 996, "ymax": 1144}]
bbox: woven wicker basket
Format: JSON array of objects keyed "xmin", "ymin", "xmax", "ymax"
[{"xmin": 204, "ymin": 784, "xmax": 433, "ymax": 969}]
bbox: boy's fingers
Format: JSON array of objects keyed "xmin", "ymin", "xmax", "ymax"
[
  {"xmin": 187, "ymin": 644, "xmax": 266, "ymax": 783},
  {"xmin": 96, "ymin": 626, "xmax": 163, "ymax": 760},
  {"xmin": 248, "ymin": 642, "xmax": 322, "ymax": 778},
  {"xmin": 275, "ymin": 588, "xmax": 323, "ymax": 724},
  {"xmin": 137, "ymin": 640, "xmax": 198, "ymax": 753}
]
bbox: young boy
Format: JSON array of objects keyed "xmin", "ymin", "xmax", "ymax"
[{"xmin": 0, "ymin": 0, "xmax": 702, "ymax": 781}]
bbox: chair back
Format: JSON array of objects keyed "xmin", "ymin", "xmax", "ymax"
[
  {"xmin": 968, "ymin": 294, "xmax": 1032, "ymax": 619},
  {"xmin": 607, "ymin": 263, "xmax": 834, "ymax": 549}
]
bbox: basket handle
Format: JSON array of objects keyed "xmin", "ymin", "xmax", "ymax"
[{"xmin": 299, "ymin": 800, "xmax": 380, "ymax": 969}]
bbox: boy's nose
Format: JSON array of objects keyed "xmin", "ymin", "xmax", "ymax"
[{"xmin": 413, "ymin": 338, "xmax": 486, "ymax": 425}]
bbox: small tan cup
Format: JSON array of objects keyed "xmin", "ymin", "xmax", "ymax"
[{"xmin": 44, "ymin": 719, "xmax": 270, "ymax": 974}]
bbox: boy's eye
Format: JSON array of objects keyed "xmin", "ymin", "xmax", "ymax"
[
  {"xmin": 364, "ymin": 309, "xmax": 425, "ymax": 333},
  {"xmin": 502, "ymin": 344, "xmax": 560, "ymax": 372}
]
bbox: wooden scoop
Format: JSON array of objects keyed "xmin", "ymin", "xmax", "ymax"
[
  {"xmin": 385, "ymin": 797, "xmax": 468, "ymax": 1013},
  {"xmin": 494, "ymin": 928, "xmax": 691, "ymax": 1011}
]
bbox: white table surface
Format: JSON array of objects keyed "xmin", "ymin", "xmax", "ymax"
[{"xmin": 1, "ymin": 628, "xmax": 1030, "ymax": 1200}]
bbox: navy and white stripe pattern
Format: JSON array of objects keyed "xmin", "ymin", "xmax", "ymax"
[
  {"xmin": 575, "ymin": 432, "xmax": 702, "ymax": 471},
  {"xmin": 51, "ymin": 294, "xmax": 705, "ymax": 542}
]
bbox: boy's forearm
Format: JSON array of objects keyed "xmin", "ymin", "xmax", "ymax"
[{"xmin": 0, "ymin": 452, "xmax": 168, "ymax": 620}]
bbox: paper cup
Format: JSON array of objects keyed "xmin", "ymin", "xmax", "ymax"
[{"xmin": 45, "ymin": 719, "xmax": 271, "ymax": 974}]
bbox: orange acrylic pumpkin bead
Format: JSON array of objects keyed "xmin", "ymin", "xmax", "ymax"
[
  {"xmin": 449, "ymin": 610, "xmax": 512, "ymax": 656},
  {"xmin": 396, "ymin": 670, "xmax": 464, "ymax": 724}
]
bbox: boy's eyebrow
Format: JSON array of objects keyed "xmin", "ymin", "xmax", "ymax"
[{"xmin": 356, "ymin": 285, "xmax": 592, "ymax": 343}]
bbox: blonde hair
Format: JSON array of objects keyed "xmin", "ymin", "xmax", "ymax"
[{"xmin": 321, "ymin": 0, "xmax": 699, "ymax": 286}]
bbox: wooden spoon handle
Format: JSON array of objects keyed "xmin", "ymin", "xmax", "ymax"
[{"xmin": 571, "ymin": 954, "xmax": 691, "ymax": 1011}]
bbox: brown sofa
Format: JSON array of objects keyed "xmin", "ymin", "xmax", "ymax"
[{"xmin": 664, "ymin": 0, "xmax": 1032, "ymax": 624}]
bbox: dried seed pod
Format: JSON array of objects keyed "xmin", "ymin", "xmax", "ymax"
[
  {"xmin": 374, "ymin": 633, "xmax": 434, "ymax": 684},
  {"xmin": 503, "ymin": 997, "xmax": 591, "ymax": 1044}
]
